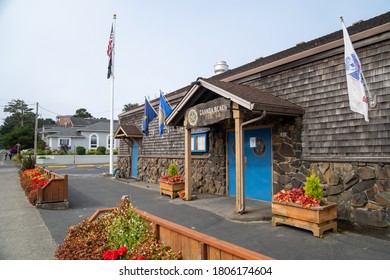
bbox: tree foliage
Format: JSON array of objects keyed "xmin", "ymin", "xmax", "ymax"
[
  {"xmin": 4, "ymin": 99, "xmax": 33, "ymax": 127},
  {"xmin": 74, "ymin": 108, "xmax": 93, "ymax": 118},
  {"xmin": 0, "ymin": 99, "xmax": 54, "ymax": 149},
  {"xmin": 122, "ymin": 103, "xmax": 139, "ymax": 112}
]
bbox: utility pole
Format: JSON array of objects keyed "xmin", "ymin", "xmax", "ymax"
[{"xmin": 34, "ymin": 102, "xmax": 39, "ymax": 161}]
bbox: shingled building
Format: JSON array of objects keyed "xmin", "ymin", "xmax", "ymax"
[{"xmin": 116, "ymin": 12, "xmax": 390, "ymax": 228}]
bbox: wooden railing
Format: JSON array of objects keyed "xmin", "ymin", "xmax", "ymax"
[
  {"xmin": 89, "ymin": 207, "xmax": 272, "ymax": 260},
  {"xmin": 36, "ymin": 166, "xmax": 68, "ymax": 204}
]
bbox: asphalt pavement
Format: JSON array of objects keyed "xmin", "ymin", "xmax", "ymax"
[{"xmin": 1, "ymin": 158, "xmax": 390, "ymax": 260}]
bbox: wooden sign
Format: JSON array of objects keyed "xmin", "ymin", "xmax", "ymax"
[{"xmin": 186, "ymin": 97, "xmax": 231, "ymax": 128}]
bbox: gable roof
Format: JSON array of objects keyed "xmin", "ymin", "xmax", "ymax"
[
  {"xmin": 166, "ymin": 78, "xmax": 304, "ymax": 127},
  {"xmin": 78, "ymin": 120, "xmax": 119, "ymax": 132},
  {"xmin": 46, "ymin": 121, "xmax": 119, "ymax": 138},
  {"xmin": 46, "ymin": 127, "xmax": 83, "ymax": 138},
  {"xmin": 114, "ymin": 125, "xmax": 143, "ymax": 139}
]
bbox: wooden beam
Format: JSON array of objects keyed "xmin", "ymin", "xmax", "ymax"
[
  {"xmin": 184, "ymin": 115, "xmax": 192, "ymax": 201},
  {"xmin": 233, "ymin": 103, "xmax": 244, "ymax": 213}
]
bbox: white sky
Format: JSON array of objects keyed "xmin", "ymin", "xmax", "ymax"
[{"xmin": 0, "ymin": 0, "xmax": 389, "ymax": 124}]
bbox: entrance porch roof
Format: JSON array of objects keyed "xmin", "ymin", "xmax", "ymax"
[
  {"xmin": 166, "ymin": 78, "xmax": 304, "ymax": 127},
  {"xmin": 114, "ymin": 125, "xmax": 143, "ymax": 139}
]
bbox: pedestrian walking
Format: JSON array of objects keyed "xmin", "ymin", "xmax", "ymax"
[{"xmin": 4, "ymin": 149, "xmax": 9, "ymax": 160}]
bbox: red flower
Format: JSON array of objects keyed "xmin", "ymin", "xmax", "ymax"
[
  {"xmin": 137, "ymin": 256, "xmax": 147, "ymax": 260},
  {"xmin": 117, "ymin": 246, "xmax": 128, "ymax": 256},
  {"xmin": 103, "ymin": 250, "xmax": 119, "ymax": 260}
]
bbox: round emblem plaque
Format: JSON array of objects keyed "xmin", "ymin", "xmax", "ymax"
[{"xmin": 187, "ymin": 109, "xmax": 198, "ymax": 126}]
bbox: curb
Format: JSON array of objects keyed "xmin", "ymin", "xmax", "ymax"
[{"xmin": 45, "ymin": 164, "xmax": 117, "ymax": 169}]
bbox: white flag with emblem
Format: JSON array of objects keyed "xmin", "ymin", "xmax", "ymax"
[{"xmin": 341, "ymin": 18, "xmax": 369, "ymax": 122}]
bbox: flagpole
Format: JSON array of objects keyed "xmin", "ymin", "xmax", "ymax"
[
  {"xmin": 109, "ymin": 14, "xmax": 116, "ymax": 175},
  {"xmin": 160, "ymin": 90, "xmax": 173, "ymax": 107}
]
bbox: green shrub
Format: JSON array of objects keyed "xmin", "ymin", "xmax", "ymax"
[
  {"xmin": 167, "ymin": 163, "xmax": 178, "ymax": 177},
  {"xmin": 304, "ymin": 172, "xmax": 323, "ymax": 200},
  {"xmin": 96, "ymin": 146, "xmax": 106, "ymax": 155},
  {"xmin": 20, "ymin": 155, "xmax": 35, "ymax": 171},
  {"xmin": 76, "ymin": 146, "xmax": 86, "ymax": 155},
  {"xmin": 87, "ymin": 149, "xmax": 96, "ymax": 155},
  {"xmin": 106, "ymin": 199, "xmax": 149, "ymax": 250}
]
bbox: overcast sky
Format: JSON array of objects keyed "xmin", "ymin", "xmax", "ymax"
[{"xmin": 1, "ymin": 0, "xmax": 389, "ymax": 125}]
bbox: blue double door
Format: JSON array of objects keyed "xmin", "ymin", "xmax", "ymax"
[{"xmin": 227, "ymin": 128, "xmax": 272, "ymax": 202}]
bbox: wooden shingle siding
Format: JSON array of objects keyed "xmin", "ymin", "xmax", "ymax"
[
  {"xmin": 243, "ymin": 37, "xmax": 390, "ymax": 160},
  {"xmin": 119, "ymin": 100, "xmax": 185, "ymax": 157}
]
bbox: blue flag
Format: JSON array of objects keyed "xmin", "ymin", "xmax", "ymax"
[
  {"xmin": 159, "ymin": 91, "xmax": 173, "ymax": 136},
  {"xmin": 142, "ymin": 97, "xmax": 157, "ymax": 136}
]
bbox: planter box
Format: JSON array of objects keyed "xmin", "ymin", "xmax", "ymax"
[
  {"xmin": 272, "ymin": 201, "xmax": 337, "ymax": 237},
  {"xmin": 160, "ymin": 181, "xmax": 185, "ymax": 199},
  {"xmin": 36, "ymin": 166, "xmax": 69, "ymax": 210}
]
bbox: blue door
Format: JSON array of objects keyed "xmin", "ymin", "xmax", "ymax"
[
  {"xmin": 228, "ymin": 128, "xmax": 272, "ymax": 201},
  {"xmin": 131, "ymin": 140, "xmax": 138, "ymax": 178}
]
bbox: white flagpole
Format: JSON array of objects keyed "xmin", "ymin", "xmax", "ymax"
[{"xmin": 109, "ymin": 14, "xmax": 116, "ymax": 175}]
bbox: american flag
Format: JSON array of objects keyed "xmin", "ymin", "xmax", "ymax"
[{"xmin": 107, "ymin": 24, "xmax": 113, "ymax": 79}]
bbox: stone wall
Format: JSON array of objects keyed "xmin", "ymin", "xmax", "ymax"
[
  {"xmin": 272, "ymin": 116, "xmax": 389, "ymax": 228},
  {"xmin": 117, "ymin": 125, "xmax": 227, "ymax": 195},
  {"xmin": 309, "ymin": 162, "xmax": 390, "ymax": 227}
]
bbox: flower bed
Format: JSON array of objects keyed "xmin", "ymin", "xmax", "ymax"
[
  {"xmin": 55, "ymin": 199, "xmax": 182, "ymax": 260},
  {"xmin": 19, "ymin": 167, "xmax": 49, "ymax": 205}
]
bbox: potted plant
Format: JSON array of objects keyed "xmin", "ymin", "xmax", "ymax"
[
  {"xmin": 271, "ymin": 172, "xmax": 337, "ymax": 237},
  {"xmin": 159, "ymin": 163, "xmax": 184, "ymax": 199}
]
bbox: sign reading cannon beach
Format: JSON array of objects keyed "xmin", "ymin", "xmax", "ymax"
[{"xmin": 186, "ymin": 97, "xmax": 231, "ymax": 128}]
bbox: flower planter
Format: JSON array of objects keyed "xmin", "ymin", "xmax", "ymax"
[
  {"xmin": 160, "ymin": 181, "xmax": 185, "ymax": 199},
  {"xmin": 271, "ymin": 201, "xmax": 337, "ymax": 237}
]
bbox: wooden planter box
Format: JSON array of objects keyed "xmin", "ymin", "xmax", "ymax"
[
  {"xmin": 272, "ymin": 201, "xmax": 337, "ymax": 237},
  {"xmin": 160, "ymin": 181, "xmax": 184, "ymax": 199},
  {"xmin": 89, "ymin": 205, "xmax": 272, "ymax": 260},
  {"xmin": 36, "ymin": 166, "xmax": 69, "ymax": 209}
]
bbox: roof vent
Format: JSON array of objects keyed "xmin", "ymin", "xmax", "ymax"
[{"xmin": 214, "ymin": 61, "xmax": 229, "ymax": 74}]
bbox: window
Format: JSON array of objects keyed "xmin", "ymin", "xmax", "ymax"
[
  {"xmin": 191, "ymin": 131, "xmax": 208, "ymax": 153},
  {"xmin": 107, "ymin": 135, "xmax": 115, "ymax": 149},
  {"xmin": 59, "ymin": 138, "xmax": 70, "ymax": 147},
  {"xmin": 90, "ymin": 134, "xmax": 98, "ymax": 149}
]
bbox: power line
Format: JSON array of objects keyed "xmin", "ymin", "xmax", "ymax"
[{"xmin": 38, "ymin": 105, "xmax": 63, "ymax": 117}]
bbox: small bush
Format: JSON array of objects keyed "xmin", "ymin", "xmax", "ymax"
[
  {"xmin": 96, "ymin": 146, "xmax": 107, "ymax": 155},
  {"xmin": 87, "ymin": 149, "xmax": 96, "ymax": 155},
  {"xmin": 106, "ymin": 199, "xmax": 149, "ymax": 250},
  {"xmin": 28, "ymin": 190, "xmax": 37, "ymax": 205},
  {"xmin": 54, "ymin": 217, "xmax": 112, "ymax": 260},
  {"xmin": 76, "ymin": 146, "xmax": 86, "ymax": 155},
  {"xmin": 304, "ymin": 172, "xmax": 323, "ymax": 200},
  {"xmin": 20, "ymin": 155, "xmax": 35, "ymax": 171},
  {"xmin": 167, "ymin": 163, "xmax": 178, "ymax": 177}
]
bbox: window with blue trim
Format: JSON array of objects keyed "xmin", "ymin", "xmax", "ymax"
[{"xmin": 191, "ymin": 131, "xmax": 208, "ymax": 153}]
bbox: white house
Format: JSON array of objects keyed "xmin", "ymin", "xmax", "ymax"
[{"xmin": 44, "ymin": 120, "xmax": 119, "ymax": 153}]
